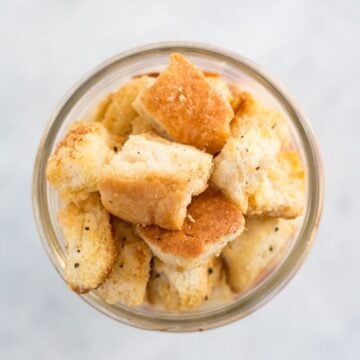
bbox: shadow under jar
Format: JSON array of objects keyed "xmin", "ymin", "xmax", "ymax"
[{"xmin": 32, "ymin": 42, "xmax": 324, "ymax": 332}]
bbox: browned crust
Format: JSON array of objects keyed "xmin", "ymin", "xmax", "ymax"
[
  {"xmin": 137, "ymin": 53, "xmax": 234, "ymax": 153},
  {"xmin": 137, "ymin": 188, "xmax": 244, "ymax": 259},
  {"xmin": 53, "ymin": 122, "xmax": 103, "ymax": 157}
]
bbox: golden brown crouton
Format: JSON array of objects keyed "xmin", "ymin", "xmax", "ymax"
[
  {"xmin": 98, "ymin": 134, "xmax": 213, "ymax": 230},
  {"xmin": 97, "ymin": 218, "xmax": 152, "ymax": 306},
  {"xmin": 58, "ymin": 193, "xmax": 117, "ymax": 293},
  {"xmin": 101, "ymin": 76, "xmax": 155, "ymax": 137},
  {"xmin": 147, "ymin": 257, "xmax": 222, "ymax": 311},
  {"xmin": 133, "ymin": 53, "xmax": 234, "ymax": 154},
  {"xmin": 222, "ymin": 217, "xmax": 297, "ymax": 293},
  {"xmin": 137, "ymin": 188, "xmax": 245, "ymax": 269},
  {"xmin": 247, "ymin": 151, "xmax": 306, "ymax": 218},
  {"xmin": 46, "ymin": 122, "xmax": 113, "ymax": 203}
]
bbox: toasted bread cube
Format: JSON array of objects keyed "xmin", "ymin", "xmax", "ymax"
[
  {"xmin": 231, "ymin": 91, "xmax": 292, "ymax": 150},
  {"xmin": 247, "ymin": 151, "xmax": 306, "ymax": 218},
  {"xmin": 137, "ymin": 188, "xmax": 245, "ymax": 269},
  {"xmin": 133, "ymin": 53, "xmax": 234, "ymax": 154},
  {"xmin": 46, "ymin": 122, "xmax": 113, "ymax": 202},
  {"xmin": 97, "ymin": 219, "xmax": 152, "ymax": 306},
  {"xmin": 222, "ymin": 217, "xmax": 297, "ymax": 293},
  {"xmin": 211, "ymin": 130, "xmax": 281, "ymax": 213},
  {"xmin": 98, "ymin": 134, "xmax": 213, "ymax": 230},
  {"xmin": 100, "ymin": 76, "xmax": 155, "ymax": 137},
  {"xmin": 58, "ymin": 193, "xmax": 117, "ymax": 293},
  {"xmin": 147, "ymin": 257, "xmax": 222, "ymax": 311}
]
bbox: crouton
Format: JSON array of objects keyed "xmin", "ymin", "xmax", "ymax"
[
  {"xmin": 247, "ymin": 151, "xmax": 306, "ymax": 218},
  {"xmin": 231, "ymin": 91, "xmax": 292, "ymax": 150},
  {"xmin": 98, "ymin": 134, "xmax": 213, "ymax": 230},
  {"xmin": 133, "ymin": 53, "xmax": 234, "ymax": 154},
  {"xmin": 101, "ymin": 76, "xmax": 155, "ymax": 137},
  {"xmin": 211, "ymin": 130, "xmax": 281, "ymax": 213},
  {"xmin": 46, "ymin": 122, "xmax": 113, "ymax": 203},
  {"xmin": 222, "ymin": 217, "xmax": 297, "ymax": 293},
  {"xmin": 57, "ymin": 193, "xmax": 117, "ymax": 293},
  {"xmin": 97, "ymin": 218, "xmax": 152, "ymax": 306},
  {"xmin": 137, "ymin": 188, "xmax": 245, "ymax": 269},
  {"xmin": 147, "ymin": 257, "xmax": 222, "ymax": 311}
]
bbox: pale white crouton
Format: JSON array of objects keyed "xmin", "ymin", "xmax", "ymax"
[
  {"xmin": 98, "ymin": 134, "xmax": 213, "ymax": 230},
  {"xmin": 211, "ymin": 130, "xmax": 281, "ymax": 213},
  {"xmin": 247, "ymin": 151, "xmax": 306, "ymax": 218},
  {"xmin": 147, "ymin": 257, "xmax": 222, "ymax": 311},
  {"xmin": 222, "ymin": 217, "xmax": 297, "ymax": 293}
]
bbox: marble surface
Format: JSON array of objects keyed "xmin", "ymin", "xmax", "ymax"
[{"xmin": 1, "ymin": 0, "xmax": 359, "ymax": 358}]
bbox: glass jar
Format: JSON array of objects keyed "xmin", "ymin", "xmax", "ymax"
[{"xmin": 32, "ymin": 42, "xmax": 324, "ymax": 332}]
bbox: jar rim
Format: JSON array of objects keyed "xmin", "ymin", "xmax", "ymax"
[{"xmin": 32, "ymin": 41, "xmax": 324, "ymax": 332}]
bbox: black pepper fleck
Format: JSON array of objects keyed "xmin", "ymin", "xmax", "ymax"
[
  {"xmin": 77, "ymin": 249, "xmax": 80, "ymax": 253},
  {"xmin": 119, "ymin": 264, "xmax": 123, "ymax": 268},
  {"xmin": 204, "ymin": 296, "xmax": 208, "ymax": 301},
  {"xmin": 113, "ymin": 146, "xmax": 118, "ymax": 152},
  {"xmin": 274, "ymin": 227, "xmax": 279, "ymax": 232},
  {"xmin": 84, "ymin": 227, "xmax": 89, "ymax": 231},
  {"xmin": 256, "ymin": 166, "xmax": 260, "ymax": 170},
  {"xmin": 208, "ymin": 267, "xmax": 213, "ymax": 275},
  {"xmin": 74, "ymin": 263, "xmax": 79, "ymax": 268},
  {"xmin": 269, "ymin": 246, "xmax": 274, "ymax": 252}
]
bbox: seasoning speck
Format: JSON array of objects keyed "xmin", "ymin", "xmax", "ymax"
[
  {"xmin": 246, "ymin": 148, "xmax": 249, "ymax": 152},
  {"xmin": 74, "ymin": 263, "xmax": 79, "ymax": 268},
  {"xmin": 204, "ymin": 295, "xmax": 208, "ymax": 301},
  {"xmin": 255, "ymin": 166, "xmax": 260, "ymax": 170},
  {"xmin": 84, "ymin": 227, "xmax": 89, "ymax": 231},
  {"xmin": 76, "ymin": 249, "xmax": 80, "ymax": 253},
  {"xmin": 269, "ymin": 246, "xmax": 274, "ymax": 252},
  {"xmin": 208, "ymin": 267, "xmax": 213, "ymax": 275},
  {"xmin": 154, "ymin": 273, "xmax": 160, "ymax": 278},
  {"xmin": 113, "ymin": 146, "xmax": 118, "ymax": 152},
  {"xmin": 274, "ymin": 227, "xmax": 279, "ymax": 232}
]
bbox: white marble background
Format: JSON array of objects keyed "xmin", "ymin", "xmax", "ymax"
[{"xmin": 1, "ymin": 0, "xmax": 359, "ymax": 359}]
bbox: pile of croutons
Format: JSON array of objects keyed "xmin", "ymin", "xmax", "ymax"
[{"xmin": 46, "ymin": 53, "xmax": 305, "ymax": 311}]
